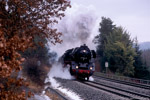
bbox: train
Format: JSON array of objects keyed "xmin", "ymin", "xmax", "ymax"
[{"xmin": 61, "ymin": 44, "xmax": 96, "ymax": 80}]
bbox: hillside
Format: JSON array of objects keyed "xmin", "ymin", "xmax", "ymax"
[{"xmin": 139, "ymin": 42, "xmax": 150, "ymax": 50}]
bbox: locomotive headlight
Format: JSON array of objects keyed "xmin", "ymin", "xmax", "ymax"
[
  {"xmin": 90, "ymin": 67, "xmax": 93, "ymax": 70},
  {"xmin": 83, "ymin": 50, "xmax": 86, "ymax": 53},
  {"xmin": 76, "ymin": 66, "xmax": 79, "ymax": 69}
]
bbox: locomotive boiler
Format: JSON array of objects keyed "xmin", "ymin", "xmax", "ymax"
[{"xmin": 61, "ymin": 44, "xmax": 96, "ymax": 80}]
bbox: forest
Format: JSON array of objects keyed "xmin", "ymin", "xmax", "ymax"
[{"xmin": 94, "ymin": 17, "xmax": 150, "ymax": 80}]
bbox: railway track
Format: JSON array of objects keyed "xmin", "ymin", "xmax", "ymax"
[
  {"xmin": 79, "ymin": 80, "xmax": 150, "ymax": 100},
  {"xmin": 93, "ymin": 75, "xmax": 150, "ymax": 90},
  {"xmin": 46, "ymin": 87, "xmax": 69, "ymax": 100}
]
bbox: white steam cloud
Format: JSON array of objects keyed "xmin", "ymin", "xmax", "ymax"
[
  {"xmin": 47, "ymin": 63, "xmax": 74, "ymax": 79},
  {"xmin": 49, "ymin": 4, "xmax": 99, "ymax": 57},
  {"xmin": 45, "ymin": 63, "xmax": 82, "ymax": 100},
  {"xmin": 45, "ymin": 5, "xmax": 97, "ymax": 96},
  {"xmin": 46, "ymin": 3, "xmax": 99, "ymax": 78},
  {"xmin": 46, "ymin": 3, "xmax": 98, "ymax": 81}
]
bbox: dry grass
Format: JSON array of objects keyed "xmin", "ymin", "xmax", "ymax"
[
  {"xmin": 26, "ymin": 70, "xmax": 63, "ymax": 100},
  {"xmin": 27, "ymin": 79, "xmax": 44, "ymax": 93},
  {"xmin": 22, "ymin": 60, "xmax": 64, "ymax": 99},
  {"xmin": 22, "ymin": 60, "xmax": 51, "ymax": 93},
  {"xmin": 27, "ymin": 81, "xmax": 63, "ymax": 100}
]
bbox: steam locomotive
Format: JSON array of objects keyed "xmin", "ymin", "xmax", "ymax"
[{"xmin": 61, "ymin": 44, "xmax": 96, "ymax": 80}]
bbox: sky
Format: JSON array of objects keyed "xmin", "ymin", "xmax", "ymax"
[{"xmin": 71, "ymin": 0, "xmax": 150, "ymax": 43}]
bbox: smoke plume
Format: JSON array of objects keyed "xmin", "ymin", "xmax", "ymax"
[
  {"xmin": 46, "ymin": 4, "xmax": 98, "ymax": 80},
  {"xmin": 49, "ymin": 4, "xmax": 98, "ymax": 57},
  {"xmin": 47, "ymin": 63, "xmax": 74, "ymax": 79}
]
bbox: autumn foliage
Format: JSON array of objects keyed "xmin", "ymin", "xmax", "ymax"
[{"xmin": 0, "ymin": 0, "xmax": 70, "ymax": 99}]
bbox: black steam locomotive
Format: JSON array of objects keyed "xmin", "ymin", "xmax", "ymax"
[{"xmin": 61, "ymin": 44, "xmax": 96, "ymax": 80}]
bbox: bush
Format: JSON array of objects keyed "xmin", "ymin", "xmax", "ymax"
[{"xmin": 22, "ymin": 58, "xmax": 49, "ymax": 86}]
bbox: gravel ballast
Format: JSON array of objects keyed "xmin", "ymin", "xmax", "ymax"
[
  {"xmin": 94, "ymin": 77, "xmax": 150, "ymax": 96},
  {"xmin": 55, "ymin": 78, "xmax": 127, "ymax": 100}
]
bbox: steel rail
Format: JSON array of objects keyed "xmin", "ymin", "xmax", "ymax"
[
  {"xmin": 46, "ymin": 87, "xmax": 69, "ymax": 100},
  {"xmin": 78, "ymin": 80, "xmax": 150, "ymax": 100},
  {"xmin": 89, "ymin": 81, "xmax": 150, "ymax": 99},
  {"xmin": 93, "ymin": 75, "xmax": 150, "ymax": 90},
  {"xmin": 94, "ymin": 72, "xmax": 150, "ymax": 85}
]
